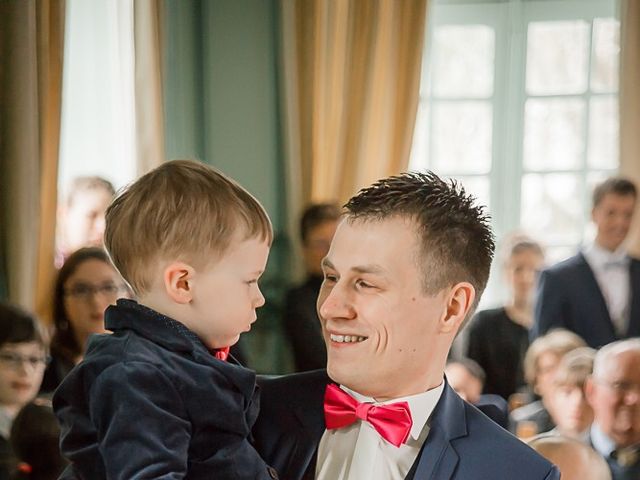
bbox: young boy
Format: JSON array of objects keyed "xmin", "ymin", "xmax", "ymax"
[
  {"xmin": 53, "ymin": 160, "xmax": 277, "ymax": 479},
  {"xmin": 0, "ymin": 303, "xmax": 49, "ymax": 479}
]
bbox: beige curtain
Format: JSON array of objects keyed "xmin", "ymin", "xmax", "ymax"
[
  {"xmin": 133, "ymin": 0, "xmax": 166, "ymax": 175},
  {"xmin": 279, "ymin": 0, "xmax": 428, "ymax": 279},
  {"xmin": 619, "ymin": 0, "xmax": 640, "ymax": 255},
  {"xmin": 280, "ymin": 0, "xmax": 428, "ymax": 207},
  {"xmin": 0, "ymin": 0, "xmax": 65, "ymax": 320}
]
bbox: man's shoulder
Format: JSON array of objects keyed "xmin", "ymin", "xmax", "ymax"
[
  {"xmin": 543, "ymin": 252, "xmax": 587, "ymax": 276},
  {"xmin": 457, "ymin": 402, "xmax": 557, "ymax": 476}
]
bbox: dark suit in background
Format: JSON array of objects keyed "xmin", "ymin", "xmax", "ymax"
[
  {"xmin": 532, "ymin": 253, "xmax": 640, "ymax": 348},
  {"xmin": 283, "ymin": 275, "xmax": 326, "ymax": 371},
  {"xmin": 252, "ymin": 370, "xmax": 559, "ymax": 480}
]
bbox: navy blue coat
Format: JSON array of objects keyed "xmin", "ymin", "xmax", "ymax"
[
  {"xmin": 532, "ymin": 253, "xmax": 640, "ymax": 348},
  {"xmin": 252, "ymin": 370, "xmax": 559, "ymax": 480},
  {"xmin": 53, "ymin": 300, "xmax": 276, "ymax": 480}
]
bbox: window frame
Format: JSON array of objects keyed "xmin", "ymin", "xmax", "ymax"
[{"xmin": 411, "ymin": 0, "xmax": 620, "ymax": 305}]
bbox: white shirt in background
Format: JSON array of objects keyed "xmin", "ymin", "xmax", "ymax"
[
  {"xmin": 316, "ymin": 381, "xmax": 445, "ymax": 480},
  {"xmin": 583, "ymin": 243, "xmax": 631, "ymax": 336}
]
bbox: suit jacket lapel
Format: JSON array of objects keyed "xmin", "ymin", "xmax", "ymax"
[
  {"xmin": 411, "ymin": 383, "xmax": 465, "ymax": 480},
  {"xmin": 628, "ymin": 260, "xmax": 640, "ymax": 337}
]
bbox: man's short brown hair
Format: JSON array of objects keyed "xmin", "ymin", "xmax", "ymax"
[
  {"xmin": 104, "ymin": 160, "xmax": 273, "ymax": 295},
  {"xmin": 343, "ymin": 171, "xmax": 495, "ymax": 320},
  {"xmin": 592, "ymin": 177, "xmax": 637, "ymax": 208}
]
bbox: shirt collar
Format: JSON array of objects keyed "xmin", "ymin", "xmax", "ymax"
[
  {"xmin": 591, "ymin": 422, "xmax": 617, "ymax": 458},
  {"xmin": 341, "ymin": 381, "xmax": 445, "ymax": 441},
  {"xmin": 584, "ymin": 242, "xmax": 629, "ymax": 269}
]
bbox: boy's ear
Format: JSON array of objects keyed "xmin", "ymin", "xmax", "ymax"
[
  {"xmin": 163, "ymin": 262, "xmax": 195, "ymax": 304},
  {"xmin": 439, "ymin": 282, "xmax": 475, "ymax": 334}
]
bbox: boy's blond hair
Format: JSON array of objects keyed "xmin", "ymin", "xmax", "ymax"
[{"xmin": 104, "ymin": 160, "xmax": 273, "ymax": 295}]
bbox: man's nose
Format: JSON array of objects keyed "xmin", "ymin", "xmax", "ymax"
[
  {"xmin": 622, "ymin": 387, "xmax": 640, "ymax": 405},
  {"xmin": 318, "ymin": 284, "xmax": 355, "ymax": 321}
]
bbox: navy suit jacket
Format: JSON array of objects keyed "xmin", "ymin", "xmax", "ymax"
[
  {"xmin": 532, "ymin": 253, "xmax": 640, "ymax": 348},
  {"xmin": 252, "ymin": 370, "xmax": 559, "ymax": 480}
]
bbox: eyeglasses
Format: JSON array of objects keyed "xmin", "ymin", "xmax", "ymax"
[
  {"xmin": 64, "ymin": 282, "xmax": 123, "ymax": 302},
  {"xmin": 0, "ymin": 352, "xmax": 49, "ymax": 370},
  {"xmin": 598, "ymin": 380, "xmax": 640, "ymax": 397}
]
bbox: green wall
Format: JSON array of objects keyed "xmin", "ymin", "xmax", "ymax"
[{"xmin": 163, "ymin": 0, "xmax": 292, "ymax": 373}]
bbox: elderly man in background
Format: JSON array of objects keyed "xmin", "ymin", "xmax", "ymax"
[{"xmin": 586, "ymin": 339, "xmax": 640, "ymax": 480}]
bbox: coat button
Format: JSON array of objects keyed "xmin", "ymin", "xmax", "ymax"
[{"xmin": 267, "ymin": 466, "xmax": 279, "ymax": 479}]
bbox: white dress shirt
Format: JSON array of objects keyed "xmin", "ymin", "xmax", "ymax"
[
  {"xmin": 316, "ymin": 381, "xmax": 445, "ymax": 480},
  {"xmin": 583, "ymin": 243, "xmax": 631, "ymax": 336}
]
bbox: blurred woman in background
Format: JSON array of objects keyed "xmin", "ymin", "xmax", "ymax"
[
  {"xmin": 467, "ymin": 233, "xmax": 545, "ymax": 401},
  {"xmin": 40, "ymin": 248, "xmax": 128, "ymax": 394}
]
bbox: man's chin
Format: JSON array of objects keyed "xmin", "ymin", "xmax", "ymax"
[{"xmin": 327, "ymin": 361, "xmax": 357, "ymax": 388}]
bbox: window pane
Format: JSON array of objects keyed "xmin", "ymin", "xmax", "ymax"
[
  {"xmin": 526, "ymin": 21, "xmax": 589, "ymax": 95},
  {"xmin": 523, "ymin": 98, "xmax": 586, "ymax": 171},
  {"xmin": 588, "ymin": 96, "xmax": 619, "ymax": 169},
  {"xmin": 521, "ymin": 173, "xmax": 583, "ymax": 245},
  {"xmin": 409, "ymin": 101, "xmax": 430, "ymax": 170},
  {"xmin": 591, "ymin": 18, "xmax": 620, "ymax": 93},
  {"xmin": 431, "ymin": 101, "xmax": 492, "ymax": 174},
  {"xmin": 432, "ymin": 25, "xmax": 495, "ymax": 98}
]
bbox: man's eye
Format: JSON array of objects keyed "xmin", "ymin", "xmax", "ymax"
[
  {"xmin": 356, "ymin": 279, "xmax": 373, "ymax": 289},
  {"xmin": 323, "ymin": 274, "xmax": 338, "ymax": 283}
]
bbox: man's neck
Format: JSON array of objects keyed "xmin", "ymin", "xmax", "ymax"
[{"xmin": 593, "ymin": 237, "xmax": 625, "ymax": 254}]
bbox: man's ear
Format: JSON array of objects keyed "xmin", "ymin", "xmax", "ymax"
[
  {"xmin": 584, "ymin": 375, "xmax": 596, "ymax": 407},
  {"xmin": 440, "ymin": 282, "xmax": 475, "ymax": 334},
  {"xmin": 163, "ymin": 262, "xmax": 195, "ymax": 304}
]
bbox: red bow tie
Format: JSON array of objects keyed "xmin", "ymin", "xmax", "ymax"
[
  {"xmin": 212, "ymin": 346, "xmax": 230, "ymax": 361},
  {"xmin": 323, "ymin": 384, "xmax": 413, "ymax": 447}
]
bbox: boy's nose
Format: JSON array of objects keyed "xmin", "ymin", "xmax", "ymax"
[{"xmin": 254, "ymin": 287, "xmax": 265, "ymax": 308}]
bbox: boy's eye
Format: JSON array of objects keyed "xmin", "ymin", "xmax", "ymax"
[{"xmin": 323, "ymin": 274, "xmax": 338, "ymax": 283}]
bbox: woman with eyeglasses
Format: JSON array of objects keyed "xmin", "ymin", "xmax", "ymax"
[
  {"xmin": 0, "ymin": 303, "xmax": 48, "ymax": 480},
  {"xmin": 40, "ymin": 247, "xmax": 129, "ymax": 394}
]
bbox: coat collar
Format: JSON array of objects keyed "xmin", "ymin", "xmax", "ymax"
[
  {"xmin": 409, "ymin": 382, "xmax": 465, "ymax": 479},
  {"xmin": 105, "ymin": 299, "xmax": 201, "ymax": 354},
  {"xmin": 104, "ymin": 299, "xmax": 257, "ymax": 400},
  {"xmin": 293, "ymin": 375, "xmax": 466, "ymax": 480}
]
